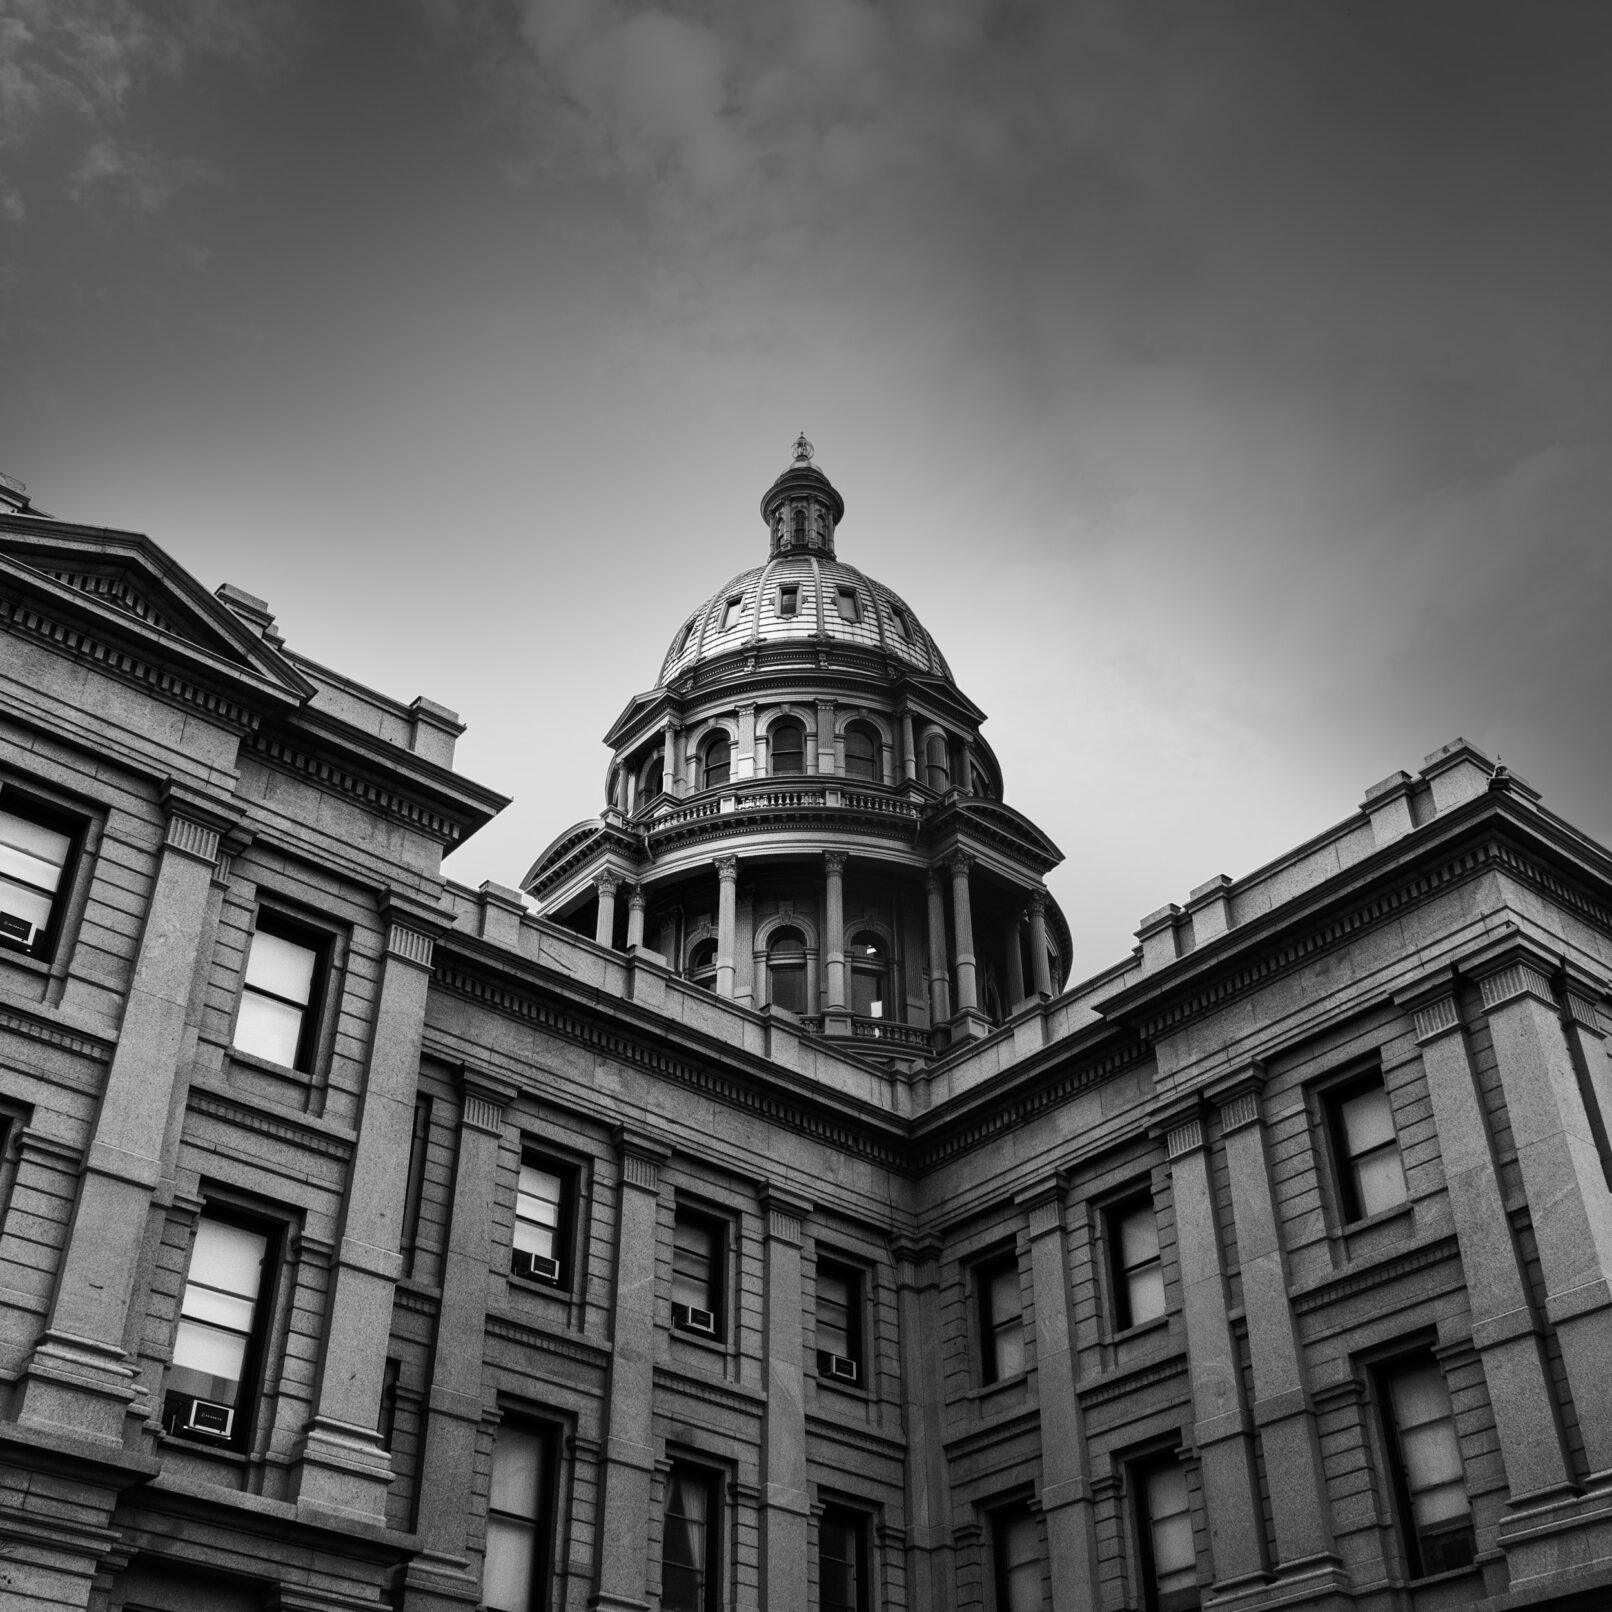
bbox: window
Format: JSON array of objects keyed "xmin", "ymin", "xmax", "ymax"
[
  {"xmin": 233, "ymin": 910, "xmax": 327, "ymax": 1071},
  {"xmin": 924, "ymin": 733, "xmax": 950, "ymax": 792},
  {"xmin": 767, "ymin": 927, "xmax": 808, "ymax": 1014},
  {"xmin": 674, "ymin": 619, "xmax": 695, "ymax": 655},
  {"xmin": 843, "ymin": 722, "xmax": 879, "ymax": 782},
  {"xmin": 663, "ymin": 1463, "xmax": 721, "ymax": 1612},
  {"xmin": 993, "ymin": 1505, "xmax": 1044, "ymax": 1612},
  {"xmin": 835, "ymin": 586, "xmax": 861, "ymax": 623},
  {"xmin": 1377, "ymin": 1354, "xmax": 1475, "ymax": 1577},
  {"xmin": 163, "ymin": 1209, "xmax": 275, "ymax": 1449},
  {"xmin": 819, "ymin": 1506, "xmax": 871, "ymax": 1612},
  {"xmin": 977, "ymin": 1255, "xmax": 1025, "ymax": 1384},
  {"xmin": 889, "ymin": 603, "xmax": 912, "ymax": 641},
  {"xmin": 720, "ymin": 595, "xmax": 744, "ymax": 631},
  {"xmin": 640, "ymin": 755, "xmax": 664, "ymax": 803},
  {"xmin": 484, "ymin": 1419, "xmax": 558, "ymax": 1612},
  {"xmin": 1109, "ymin": 1195, "xmax": 1166, "ymax": 1331},
  {"xmin": 848, "ymin": 932, "xmax": 888, "ymax": 1019},
  {"xmin": 513, "ymin": 1153, "xmax": 574, "ymax": 1288},
  {"xmin": 770, "ymin": 719, "xmax": 806, "ymax": 776},
  {"xmin": 0, "ymin": 788, "xmax": 80, "ymax": 962},
  {"xmin": 700, "ymin": 735, "xmax": 731, "ymax": 790},
  {"xmin": 687, "ymin": 937, "xmax": 718, "ymax": 990},
  {"xmin": 791, "ymin": 507, "xmax": 807, "ymax": 544},
  {"xmin": 1326, "ymin": 1073, "xmax": 1408, "ymax": 1223},
  {"xmin": 1136, "ymin": 1456, "xmax": 1199, "ymax": 1611},
  {"xmin": 815, "ymin": 1259, "xmax": 864, "ymax": 1384},
  {"xmin": 778, "ymin": 584, "xmax": 800, "ymax": 618},
  {"xmin": 401, "ymin": 1096, "xmax": 432, "ymax": 1278},
  {"xmin": 672, "ymin": 1209, "xmax": 725, "ymax": 1338},
  {"xmin": 378, "ymin": 1357, "xmax": 402, "ymax": 1451}
]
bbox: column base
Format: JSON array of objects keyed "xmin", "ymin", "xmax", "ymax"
[
  {"xmin": 14, "ymin": 1330, "xmax": 140, "ymax": 1446},
  {"xmin": 947, "ymin": 1007, "xmax": 993, "ymax": 1043},
  {"xmin": 400, "ymin": 1550, "xmax": 484, "ymax": 1610},
  {"xmin": 290, "ymin": 1415, "xmax": 397, "ymax": 1525}
]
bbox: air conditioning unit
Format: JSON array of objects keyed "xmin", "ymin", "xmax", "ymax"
[
  {"xmin": 673, "ymin": 1303, "xmax": 716, "ymax": 1335},
  {"xmin": 180, "ymin": 1396, "xmax": 234, "ymax": 1439},
  {"xmin": 826, "ymin": 1354, "xmax": 859, "ymax": 1383},
  {"xmin": 513, "ymin": 1250, "xmax": 562, "ymax": 1285},
  {"xmin": 0, "ymin": 911, "xmax": 36, "ymax": 948}
]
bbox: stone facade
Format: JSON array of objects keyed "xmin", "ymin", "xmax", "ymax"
[{"xmin": 2, "ymin": 457, "xmax": 1612, "ymax": 1612}]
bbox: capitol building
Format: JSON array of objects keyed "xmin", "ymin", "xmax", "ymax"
[{"xmin": 1, "ymin": 443, "xmax": 1611, "ymax": 1612}]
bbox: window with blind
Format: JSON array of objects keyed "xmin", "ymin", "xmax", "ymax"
[
  {"xmin": 233, "ymin": 910, "xmax": 329, "ymax": 1072},
  {"xmin": 1109, "ymin": 1195, "xmax": 1167, "ymax": 1331},
  {"xmin": 1326, "ymin": 1073, "xmax": 1409, "ymax": 1223},
  {"xmin": 513, "ymin": 1153, "xmax": 575, "ymax": 1289},
  {"xmin": 819, "ymin": 1506, "xmax": 870, "ymax": 1612},
  {"xmin": 977, "ymin": 1254, "xmax": 1026, "ymax": 1385},
  {"xmin": 992, "ymin": 1505, "xmax": 1045, "ymax": 1612},
  {"xmin": 482, "ymin": 1419, "xmax": 558, "ymax": 1612},
  {"xmin": 663, "ymin": 1462, "xmax": 721, "ymax": 1612},
  {"xmin": 671, "ymin": 1209, "xmax": 726, "ymax": 1339},
  {"xmin": 0, "ymin": 788, "xmax": 81, "ymax": 963},
  {"xmin": 1377, "ymin": 1353, "xmax": 1476, "ymax": 1577},
  {"xmin": 815, "ymin": 1259, "xmax": 865, "ymax": 1385},
  {"xmin": 1136, "ymin": 1456, "xmax": 1199, "ymax": 1612}
]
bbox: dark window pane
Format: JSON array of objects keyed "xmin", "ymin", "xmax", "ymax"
[{"xmin": 771, "ymin": 722, "xmax": 805, "ymax": 775}]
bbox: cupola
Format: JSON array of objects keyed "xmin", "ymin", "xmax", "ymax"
[{"xmin": 760, "ymin": 433, "xmax": 845, "ymax": 560}]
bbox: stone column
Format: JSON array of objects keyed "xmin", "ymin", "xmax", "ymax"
[
  {"xmin": 662, "ymin": 723, "xmax": 681, "ymax": 799},
  {"xmin": 1213, "ymin": 1072, "xmax": 1342, "ymax": 1586},
  {"xmin": 290, "ymin": 892, "xmax": 449, "ymax": 1524},
  {"xmin": 1399, "ymin": 975, "xmax": 1572, "ymax": 1502},
  {"xmin": 894, "ymin": 1241, "xmax": 953, "ymax": 1612},
  {"xmin": 18, "ymin": 786, "xmax": 236, "ymax": 1445},
  {"xmin": 1473, "ymin": 949, "xmax": 1612, "ymax": 1474},
  {"xmin": 595, "ymin": 871, "xmax": 621, "ymax": 949},
  {"xmin": 900, "ymin": 710, "xmax": 917, "ymax": 784},
  {"xmin": 1027, "ymin": 890, "xmax": 1053, "ymax": 998},
  {"xmin": 737, "ymin": 702, "xmax": 757, "ymax": 781},
  {"xmin": 1163, "ymin": 1108, "xmax": 1267, "ymax": 1590},
  {"xmin": 925, "ymin": 871, "xmax": 952, "ymax": 1025},
  {"xmin": 824, "ymin": 852, "xmax": 848, "ymax": 1012},
  {"xmin": 715, "ymin": 856, "xmax": 739, "ymax": 999},
  {"xmin": 404, "ymin": 1067, "xmax": 520, "ymax": 1611},
  {"xmin": 947, "ymin": 851, "xmax": 979, "ymax": 1014},
  {"xmin": 1002, "ymin": 913, "xmax": 1026, "ymax": 1008},
  {"xmin": 626, "ymin": 886, "xmax": 647, "ymax": 951},
  {"xmin": 1018, "ymin": 1182, "xmax": 1100, "ymax": 1612},
  {"xmin": 593, "ymin": 1131, "xmax": 670, "ymax": 1612},
  {"xmin": 816, "ymin": 700, "xmax": 836, "ymax": 776},
  {"xmin": 760, "ymin": 1192, "xmax": 813, "ymax": 1612}
]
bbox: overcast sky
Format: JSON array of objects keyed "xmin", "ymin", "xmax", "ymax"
[{"xmin": 5, "ymin": 1, "xmax": 1612, "ymax": 986}]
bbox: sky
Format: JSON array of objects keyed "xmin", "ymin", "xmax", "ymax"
[{"xmin": 4, "ymin": 0, "xmax": 1612, "ymax": 987}]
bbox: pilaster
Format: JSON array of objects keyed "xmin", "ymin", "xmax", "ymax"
[
  {"xmin": 894, "ymin": 1239, "xmax": 953, "ymax": 1612},
  {"xmin": 759, "ymin": 1190, "xmax": 813, "ymax": 1612}
]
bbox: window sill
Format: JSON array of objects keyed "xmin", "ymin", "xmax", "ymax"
[
  {"xmin": 670, "ymin": 1321, "xmax": 730, "ymax": 1357},
  {"xmin": 976, "ymin": 1370, "xmax": 1028, "ymax": 1404},
  {"xmin": 508, "ymin": 1270, "xmax": 574, "ymax": 1303},
  {"xmin": 1340, "ymin": 1201, "xmax": 1416, "ymax": 1263},
  {"xmin": 0, "ymin": 946, "xmax": 52, "ymax": 977},
  {"xmin": 815, "ymin": 1371, "xmax": 870, "ymax": 1401},
  {"xmin": 1106, "ymin": 1313, "xmax": 1171, "ymax": 1347},
  {"xmin": 228, "ymin": 1047, "xmax": 315, "ymax": 1084}
]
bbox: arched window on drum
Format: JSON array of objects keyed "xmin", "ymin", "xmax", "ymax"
[
  {"xmin": 843, "ymin": 722, "xmax": 880, "ymax": 783},
  {"xmin": 769, "ymin": 719, "xmax": 806, "ymax": 777},
  {"xmin": 700, "ymin": 734, "xmax": 731, "ymax": 790},
  {"xmin": 849, "ymin": 931, "xmax": 889, "ymax": 1019},
  {"xmin": 687, "ymin": 938, "xmax": 718, "ymax": 991},
  {"xmin": 767, "ymin": 928, "xmax": 808, "ymax": 1014}
]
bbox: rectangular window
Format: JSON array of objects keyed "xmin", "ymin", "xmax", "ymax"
[
  {"xmin": 513, "ymin": 1153, "xmax": 574, "ymax": 1288},
  {"xmin": 0, "ymin": 788, "xmax": 81, "ymax": 962},
  {"xmin": 819, "ymin": 1506, "xmax": 870, "ymax": 1612},
  {"xmin": 777, "ymin": 584, "xmax": 800, "ymax": 618},
  {"xmin": 163, "ymin": 1210, "xmax": 275, "ymax": 1448},
  {"xmin": 977, "ymin": 1255, "xmax": 1025, "ymax": 1385},
  {"xmin": 1377, "ymin": 1354, "xmax": 1475, "ymax": 1577},
  {"xmin": 815, "ymin": 1259, "xmax": 864, "ymax": 1385},
  {"xmin": 663, "ymin": 1462, "xmax": 721, "ymax": 1612},
  {"xmin": 378, "ymin": 1356, "xmax": 402, "ymax": 1451},
  {"xmin": 720, "ymin": 596, "xmax": 743, "ymax": 631},
  {"xmin": 1136, "ymin": 1456, "xmax": 1199, "ymax": 1612},
  {"xmin": 672, "ymin": 1209, "xmax": 725, "ymax": 1339},
  {"xmin": 835, "ymin": 586, "xmax": 860, "ymax": 623},
  {"xmin": 401, "ymin": 1095, "xmax": 432, "ymax": 1277},
  {"xmin": 483, "ymin": 1419, "xmax": 558, "ymax": 1612},
  {"xmin": 1327, "ymin": 1073, "xmax": 1408, "ymax": 1223},
  {"xmin": 993, "ymin": 1505, "xmax": 1044, "ymax": 1612},
  {"xmin": 233, "ymin": 910, "xmax": 328, "ymax": 1071},
  {"xmin": 1110, "ymin": 1195, "xmax": 1166, "ymax": 1331}
]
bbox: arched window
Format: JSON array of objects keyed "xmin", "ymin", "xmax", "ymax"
[
  {"xmin": 848, "ymin": 931, "xmax": 888, "ymax": 1019},
  {"xmin": 687, "ymin": 938, "xmax": 718, "ymax": 990},
  {"xmin": 639, "ymin": 755, "xmax": 664, "ymax": 804},
  {"xmin": 844, "ymin": 722, "xmax": 879, "ymax": 782},
  {"xmin": 924, "ymin": 734, "xmax": 951, "ymax": 792},
  {"xmin": 701, "ymin": 735, "xmax": 731, "ymax": 790},
  {"xmin": 767, "ymin": 928, "xmax": 808, "ymax": 1014},
  {"xmin": 769, "ymin": 719, "xmax": 805, "ymax": 776},
  {"xmin": 791, "ymin": 507, "xmax": 806, "ymax": 544}
]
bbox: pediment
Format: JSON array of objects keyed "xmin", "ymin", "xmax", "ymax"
[{"xmin": 0, "ymin": 520, "xmax": 315, "ymax": 710}]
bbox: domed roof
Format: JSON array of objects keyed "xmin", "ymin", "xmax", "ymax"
[{"xmin": 656, "ymin": 553, "xmax": 953, "ymax": 687}]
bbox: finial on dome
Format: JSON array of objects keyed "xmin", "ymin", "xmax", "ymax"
[
  {"xmin": 792, "ymin": 432, "xmax": 814, "ymax": 465},
  {"xmin": 761, "ymin": 436, "xmax": 844, "ymax": 559}
]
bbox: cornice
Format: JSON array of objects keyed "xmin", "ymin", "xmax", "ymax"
[
  {"xmin": 0, "ymin": 1001, "xmax": 115, "ymax": 1063},
  {"xmin": 1289, "ymin": 1234, "xmax": 1460, "ymax": 1316},
  {"xmin": 185, "ymin": 1083, "xmax": 357, "ymax": 1161},
  {"xmin": 485, "ymin": 1312, "xmax": 612, "ymax": 1371}
]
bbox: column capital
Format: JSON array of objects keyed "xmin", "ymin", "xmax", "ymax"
[
  {"xmin": 159, "ymin": 781, "xmax": 240, "ymax": 864},
  {"xmin": 457, "ymin": 1064, "xmax": 519, "ymax": 1135},
  {"xmin": 760, "ymin": 1188, "xmax": 814, "ymax": 1245},
  {"xmin": 381, "ymin": 888, "xmax": 456, "ymax": 970},
  {"xmin": 1014, "ymin": 1177, "xmax": 1067, "ymax": 1238},
  {"xmin": 944, "ymin": 848, "xmax": 975, "ymax": 877},
  {"xmin": 1208, "ymin": 1064, "xmax": 1266, "ymax": 1133},
  {"xmin": 1394, "ymin": 966, "xmax": 1465, "ymax": 1044},
  {"xmin": 714, "ymin": 854, "xmax": 739, "ymax": 882},
  {"xmin": 626, "ymin": 884, "xmax": 647, "ymax": 911},
  {"xmin": 1150, "ymin": 1096, "xmax": 1207, "ymax": 1159},
  {"xmin": 1473, "ymin": 952, "xmax": 1557, "ymax": 1015},
  {"xmin": 614, "ymin": 1126, "xmax": 671, "ymax": 1193},
  {"xmin": 1026, "ymin": 886, "xmax": 1049, "ymax": 915},
  {"xmin": 1562, "ymin": 976, "xmax": 1608, "ymax": 1037},
  {"xmin": 596, "ymin": 868, "xmax": 624, "ymax": 897},
  {"xmin": 823, "ymin": 850, "xmax": 849, "ymax": 876},
  {"xmin": 891, "ymin": 1238, "xmax": 942, "ymax": 1286}
]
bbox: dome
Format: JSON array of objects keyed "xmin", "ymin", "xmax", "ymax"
[{"xmin": 656, "ymin": 554, "xmax": 953, "ymax": 687}]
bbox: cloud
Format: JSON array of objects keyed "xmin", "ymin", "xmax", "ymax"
[{"xmin": 0, "ymin": 0, "xmax": 292, "ymax": 219}]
